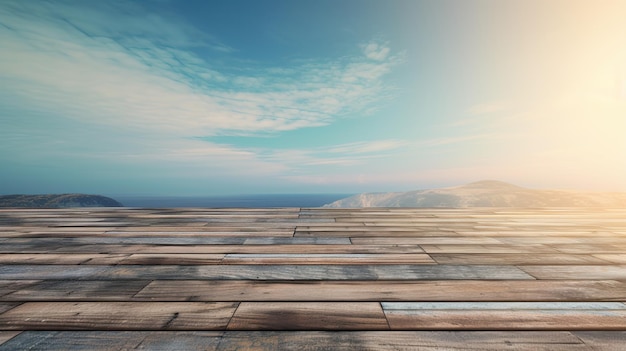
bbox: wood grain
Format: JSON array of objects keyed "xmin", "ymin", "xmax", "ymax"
[
  {"xmin": 3, "ymin": 207, "xmax": 626, "ymax": 349},
  {"xmin": 133, "ymin": 280, "xmax": 626, "ymax": 302},
  {"xmin": 431, "ymin": 253, "xmax": 610, "ymax": 265},
  {"xmin": 0, "ymin": 302, "xmax": 237, "ymax": 330},
  {"xmin": 227, "ymin": 303, "xmax": 389, "ymax": 330},
  {"xmin": 0, "ymin": 264, "xmax": 534, "ymax": 280}
]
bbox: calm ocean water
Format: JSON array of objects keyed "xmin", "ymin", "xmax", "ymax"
[{"xmin": 113, "ymin": 194, "xmax": 352, "ymax": 208}]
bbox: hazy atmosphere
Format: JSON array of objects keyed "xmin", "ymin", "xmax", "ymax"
[{"xmin": 2, "ymin": 0, "xmax": 626, "ymax": 196}]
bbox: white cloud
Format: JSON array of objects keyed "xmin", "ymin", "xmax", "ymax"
[
  {"xmin": 0, "ymin": 2, "xmax": 401, "ymax": 138},
  {"xmin": 362, "ymin": 41, "xmax": 391, "ymax": 61},
  {"xmin": 246, "ymin": 139, "xmax": 408, "ymax": 170},
  {"xmin": 327, "ymin": 140, "xmax": 407, "ymax": 154},
  {"xmin": 416, "ymin": 134, "xmax": 501, "ymax": 147},
  {"xmin": 0, "ymin": 0, "xmax": 406, "ymax": 190}
]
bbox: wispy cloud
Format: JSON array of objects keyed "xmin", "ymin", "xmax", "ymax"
[
  {"xmin": 326, "ymin": 140, "xmax": 407, "ymax": 154},
  {"xmin": 254, "ymin": 139, "xmax": 407, "ymax": 168},
  {"xmin": 361, "ymin": 41, "xmax": 391, "ymax": 61},
  {"xmin": 0, "ymin": 0, "xmax": 405, "ymax": 189},
  {"xmin": 0, "ymin": 0, "xmax": 401, "ymax": 137},
  {"xmin": 415, "ymin": 134, "xmax": 500, "ymax": 147}
]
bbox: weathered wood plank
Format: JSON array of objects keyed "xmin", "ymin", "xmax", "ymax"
[
  {"xmin": 133, "ymin": 280, "xmax": 626, "ymax": 302},
  {"xmin": 243, "ymin": 237, "xmax": 351, "ymax": 244},
  {"xmin": 0, "ymin": 264, "xmax": 534, "ymax": 280},
  {"xmin": 119, "ymin": 254, "xmax": 225, "ymax": 265},
  {"xmin": 497, "ymin": 237, "xmax": 626, "ymax": 245},
  {"xmin": 382, "ymin": 302, "xmax": 626, "ymax": 330},
  {"xmin": 350, "ymin": 237, "xmax": 501, "ymax": 245},
  {"xmin": 296, "ymin": 230, "xmax": 460, "ymax": 237},
  {"xmin": 2, "ymin": 280, "xmax": 151, "ymax": 301},
  {"xmin": 216, "ymin": 331, "xmax": 587, "ymax": 351},
  {"xmin": 519, "ymin": 265, "xmax": 626, "ymax": 280},
  {"xmin": 382, "ymin": 302, "xmax": 626, "ymax": 310},
  {"xmin": 0, "ymin": 331, "xmax": 594, "ymax": 351},
  {"xmin": 221, "ymin": 253, "xmax": 435, "ymax": 265},
  {"xmin": 134, "ymin": 331, "xmax": 224, "ymax": 350},
  {"xmin": 104, "ymin": 229, "xmax": 295, "ymax": 237},
  {"xmin": 0, "ymin": 302, "xmax": 237, "ymax": 330},
  {"xmin": 227, "ymin": 302, "xmax": 388, "ymax": 330},
  {"xmin": 420, "ymin": 244, "xmax": 559, "ymax": 254},
  {"xmin": 0, "ymin": 244, "xmax": 423, "ymax": 254},
  {"xmin": 454, "ymin": 230, "xmax": 618, "ymax": 237},
  {"xmin": 0, "ymin": 331, "xmax": 147, "ymax": 350},
  {"xmin": 431, "ymin": 254, "xmax": 610, "ymax": 265},
  {"xmin": 0, "ymin": 236, "xmax": 247, "ymax": 245},
  {"xmin": 369, "ymin": 265, "xmax": 534, "ymax": 280},
  {"xmin": 550, "ymin": 244, "xmax": 626, "ymax": 254},
  {"xmin": 0, "ymin": 254, "xmax": 129, "ymax": 265}
]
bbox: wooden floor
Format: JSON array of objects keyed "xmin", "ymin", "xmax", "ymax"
[{"xmin": 1, "ymin": 207, "xmax": 626, "ymax": 350}]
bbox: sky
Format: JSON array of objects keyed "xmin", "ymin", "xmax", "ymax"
[{"xmin": 2, "ymin": 0, "xmax": 626, "ymax": 196}]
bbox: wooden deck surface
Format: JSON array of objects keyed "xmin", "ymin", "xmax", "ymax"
[{"xmin": 1, "ymin": 207, "xmax": 626, "ymax": 350}]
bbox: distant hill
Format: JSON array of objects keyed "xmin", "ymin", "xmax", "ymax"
[
  {"xmin": 0, "ymin": 194, "xmax": 123, "ymax": 208},
  {"xmin": 324, "ymin": 180, "xmax": 626, "ymax": 208}
]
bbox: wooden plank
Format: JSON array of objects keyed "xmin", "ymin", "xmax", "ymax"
[
  {"xmin": 0, "ymin": 265, "xmax": 375, "ymax": 281},
  {"xmin": 382, "ymin": 302, "xmax": 626, "ymax": 310},
  {"xmin": 497, "ymin": 237, "xmax": 626, "ymax": 245},
  {"xmin": 0, "ymin": 254, "xmax": 129, "ymax": 265},
  {"xmin": 0, "ymin": 264, "xmax": 534, "ymax": 280},
  {"xmin": 369, "ymin": 265, "xmax": 534, "ymax": 280},
  {"xmin": 0, "ymin": 244, "xmax": 425, "ymax": 254},
  {"xmin": 350, "ymin": 237, "xmax": 501, "ymax": 245},
  {"xmin": 133, "ymin": 331, "xmax": 224, "ymax": 350},
  {"xmin": 420, "ymin": 244, "xmax": 559, "ymax": 254},
  {"xmin": 0, "ymin": 302, "xmax": 237, "ymax": 330},
  {"xmin": 0, "ymin": 331, "xmax": 148, "ymax": 350},
  {"xmin": 549, "ymin": 244, "xmax": 626, "ymax": 254},
  {"xmin": 102, "ymin": 230, "xmax": 295, "ymax": 237},
  {"xmin": 119, "ymin": 254, "xmax": 225, "ymax": 265},
  {"xmin": 431, "ymin": 254, "xmax": 610, "ymax": 265},
  {"xmin": 454, "ymin": 230, "xmax": 617, "ymax": 237},
  {"xmin": 242, "ymin": 237, "xmax": 351, "ymax": 244},
  {"xmin": 133, "ymin": 280, "xmax": 626, "ymax": 302},
  {"xmin": 227, "ymin": 302, "xmax": 388, "ymax": 330},
  {"xmin": 296, "ymin": 231, "xmax": 461, "ymax": 237},
  {"xmin": 221, "ymin": 253, "xmax": 435, "ymax": 265},
  {"xmin": 382, "ymin": 302, "xmax": 626, "ymax": 330},
  {"xmin": 216, "ymin": 331, "xmax": 587, "ymax": 350},
  {"xmin": 0, "ymin": 265, "xmax": 118, "ymax": 280},
  {"xmin": 0, "ymin": 330, "xmax": 593, "ymax": 350},
  {"xmin": 519, "ymin": 265, "xmax": 626, "ymax": 280},
  {"xmin": 0, "ymin": 236, "xmax": 247, "ymax": 245},
  {"xmin": 3, "ymin": 280, "xmax": 151, "ymax": 301}
]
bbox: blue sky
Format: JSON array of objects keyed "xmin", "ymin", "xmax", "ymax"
[{"xmin": 2, "ymin": 0, "xmax": 626, "ymax": 196}]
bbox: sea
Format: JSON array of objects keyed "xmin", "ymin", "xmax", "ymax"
[{"xmin": 113, "ymin": 194, "xmax": 352, "ymax": 208}]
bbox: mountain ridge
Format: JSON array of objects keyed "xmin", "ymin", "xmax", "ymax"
[
  {"xmin": 0, "ymin": 194, "xmax": 123, "ymax": 208},
  {"xmin": 324, "ymin": 180, "xmax": 626, "ymax": 208}
]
